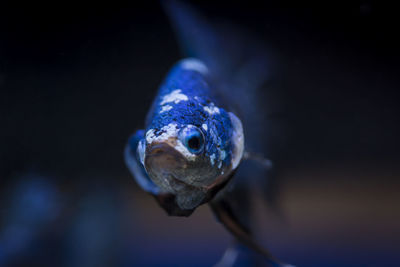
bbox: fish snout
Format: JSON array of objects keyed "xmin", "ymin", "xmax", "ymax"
[{"xmin": 144, "ymin": 142, "xmax": 189, "ymax": 190}]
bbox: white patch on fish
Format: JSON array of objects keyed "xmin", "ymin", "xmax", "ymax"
[
  {"xmin": 219, "ymin": 150, "xmax": 226, "ymax": 161},
  {"xmin": 210, "ymin": 153, "xmax": 216, "ymax": 165},
  {"xmin": 202, "ymin": 123, "xmax": 208, "ymax": 131},
  {"xmin": 137, "ymin": 139, "xmax": 146, "ymax": 165},
  {"xmin": 160, "ymin": 105, "xmax": 173, "ymax": 113},
  {"xmin": 180, "ymin": 58, "xmax": 209, "ymax": 75},
  {"xmin": 145, "ymin": 124, "xmax": 178, "ymax": 143},
  {"xmin": 203, "ymin": 103, "xmax": 220, "ymax": 115},
  {"xmin": 160, "ymin": 89, "xmax": 188, "ymax": 105},
  {"xmin": 145, "ymin": 123, "xmax": 196, "ymax": 161},
  {"xmin": 209, "ymin": 125, "xmax": 221, "ymax": 148},
  {"xmin": 145, "ymin": 129, "xmax": 156, "ymax": 144}
]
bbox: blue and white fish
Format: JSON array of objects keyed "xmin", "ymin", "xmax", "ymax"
[
  {"xmin": 125, "ymin": 57, "xmax": 244, "ymax": 214},
  {"xmin": 125, "ymin": 1, "xmax": 291, "ymax": 266}
]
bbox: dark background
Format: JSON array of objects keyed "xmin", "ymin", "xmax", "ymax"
[{"xmin": 0, "ymin": 1, "xmax": 399, "ymax": 266}]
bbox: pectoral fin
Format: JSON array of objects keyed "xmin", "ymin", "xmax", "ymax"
[
  {"xmin": 124, "ymin": 130, "xmax": 160, "ymax": 195},
  {"xmin": 243, "ymin": 151, "xmax": 273, "ymax": 170}
]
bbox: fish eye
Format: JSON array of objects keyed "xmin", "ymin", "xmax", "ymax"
[{"xmin": 179, "ymin": 126, "xmax": 204, "ymax": 154}]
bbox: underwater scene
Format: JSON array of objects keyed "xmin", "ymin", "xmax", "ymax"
[{"xmin": 1, "ymin": 1, "xmax": 399, "ymax": 266}]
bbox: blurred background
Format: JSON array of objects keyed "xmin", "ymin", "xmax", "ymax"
[{"xmin": 0, "ymin": 1, "xmax": 399, "ymax": 266}]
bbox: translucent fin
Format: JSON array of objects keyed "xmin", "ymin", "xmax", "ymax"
[
  {"xmin": 124, "ymin": 130, "xmax": 160, "ymax": 195},
  {"xmin": 243, "ymin": 151, "xmax": 273, "ymax": 170},
  {"xmin": 210, "ymin": 198, "xmax": 292, "ymax": 267}
]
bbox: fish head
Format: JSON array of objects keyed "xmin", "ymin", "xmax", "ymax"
[{"xmin": 137, "ymin": 109, "xmax": 244, "ymax": 211}]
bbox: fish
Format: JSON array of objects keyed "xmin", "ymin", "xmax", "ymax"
[
  {"xmin": 125, "ymin": 57, "xmax": 244, "ymax": 215},
  {"xmin": 125, "ymin": 1, "xmax": 292, "ymax": 266}
]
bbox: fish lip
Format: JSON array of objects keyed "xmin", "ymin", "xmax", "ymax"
[
  {"xmin": 145, "ymin": 142, "xmax": 188, "ymax": 169},
  {"xmin": 146, "ymin": 142, "xmax": 182, "ymax": 157}
]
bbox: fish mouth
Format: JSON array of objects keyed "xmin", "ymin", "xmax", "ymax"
[
  {"xmin": 144, "ymin": 142, "xmax": 197, "ymax": 193},
  {"xmin": 143, "ymin": 142, "xmax": 235, "ymax": 211}
]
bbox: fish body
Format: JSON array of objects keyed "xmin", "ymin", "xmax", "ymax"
[{"xmin": 125, "ymin": 58, "xmax": 244, "ymax": 215}]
